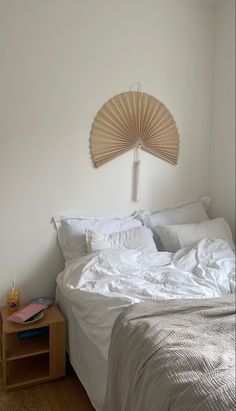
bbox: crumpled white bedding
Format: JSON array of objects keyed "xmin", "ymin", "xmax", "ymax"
[{"xmin": 57, "ymin": 238, "xmax": 235, "ymax": 362}]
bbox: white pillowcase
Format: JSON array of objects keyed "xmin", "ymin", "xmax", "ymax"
[
  {"xmin": 54, "ymin": 215, "xmax": 142, "ymax": 261},
  {"xmin": 155, "ymin": 217, "xmax": 234, "ymax": 252},
  {"xmin": 138, "ymin": 197, "xmax": 210, "ymax": 250},
  {"xmin": 86, "ymin": 226, "xmax": 157, "ymax": 254}
]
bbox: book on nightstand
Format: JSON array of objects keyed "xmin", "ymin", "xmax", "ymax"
[
  {"xmin": 7, "ymin": 303, "xmax": 47, "ymax": 324},
  {"xmin": 18, "ymin": 326, "xmax": 49, "ymax": 340}
]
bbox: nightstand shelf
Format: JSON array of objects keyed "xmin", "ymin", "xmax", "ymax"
[
  {"xmin": 6, "ymin": 353, "xmax": 49, "ymax": 388},
  {"xmin": 5, "ymin": 332, "xmax": 49, "ymax": 361},
  {"xmin": 0, "ymin": 305, "xmax": 66, "ymax": 389}
]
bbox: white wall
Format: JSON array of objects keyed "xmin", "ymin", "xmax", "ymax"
[
  {"xmin": 209, "ymin": 0, "xmax": 235, "ymax": 238},
  {"xmin": 0, "ymin": 0, "xmax": 214, "ymax": 305}
]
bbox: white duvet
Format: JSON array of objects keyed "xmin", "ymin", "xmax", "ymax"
[{"xmin": 57, "ymin": 238, "xmax": 235, "ymax": 362}]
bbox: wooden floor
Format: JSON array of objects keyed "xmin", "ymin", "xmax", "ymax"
[{"xmin": 0, "ymin": 360, "xmax": 95, "ymax": 411}]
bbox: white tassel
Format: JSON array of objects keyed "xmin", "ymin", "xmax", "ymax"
[{"xmin": 134, "ymin": 145, "xmax": 141, "ymax": 202}]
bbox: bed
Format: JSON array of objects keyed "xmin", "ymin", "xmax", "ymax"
[{"xmin": 54, "ymin": 199, "xmax": 235, "ymax": 411}]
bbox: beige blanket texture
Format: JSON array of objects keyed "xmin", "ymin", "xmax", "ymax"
[{"xmin": 104, "ymin": 294, "xmax": 236, "ymax": 411}]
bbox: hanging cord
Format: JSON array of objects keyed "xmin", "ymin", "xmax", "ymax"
[
  {"xmin": 129, "ymin": 81, "xmax": 142, "ymax": 92},
  {"xmin": 134, "ymin": 144, "xmax": 141, "ymax": 202},
  {"xmin": 130, "ymin": 82, "xmax": 142, "ymax": 201}
]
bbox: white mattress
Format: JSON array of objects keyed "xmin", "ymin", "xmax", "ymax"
[
  {"xmin": 56, "ymin": 238, "xmax": 235, "ymax": 411},
  {"xmin": 56, "ymin": 285, "xmax": 107, "ymax": 411}
]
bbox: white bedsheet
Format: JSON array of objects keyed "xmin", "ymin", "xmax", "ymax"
[{"xmin": 56, "ymin": 238, "xmax": 235, "ymax": 410}]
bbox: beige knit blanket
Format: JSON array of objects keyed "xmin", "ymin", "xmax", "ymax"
[{"xmin": 103, "ymin": 294, "xmax": 236, "ymax": 411}]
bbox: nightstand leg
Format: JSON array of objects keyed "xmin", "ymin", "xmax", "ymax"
[
  {"xmin": 2, "ymin": 332, "xmax": 7, "ymax": 389},
  {"xmin": 49, "ymin": 321, "xmax": 66, "ymax": 380}
]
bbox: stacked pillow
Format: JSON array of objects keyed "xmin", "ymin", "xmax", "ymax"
[
  {"xmin": 54, "ymin": 197, "xmax": 234, "ymax": 259},
  {"xmin": 137, "ymin": 197, "xmax": 234, "ymax": 252},
  {"xmin": 137, "ymin": 197, "xmax": 210, "ymax": 250},
  {"xmin": 154, "ymin": 218, "xmax": 234, "ymax": 252},
  {"xmin": 54, "ymin": 214, "xmax": 143, "ymax": 261},
  {"xmin": 86, "ymin": 226, "xmax": 157, "ymax": 254}
]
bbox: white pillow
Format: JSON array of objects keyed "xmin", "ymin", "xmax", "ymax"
[
  {"xmin": 138, "ymin": 197, "xmax": 210, "ymax": 250},
  {"xmin": 54, "ymin": 215, "xmax": 142, "ymax": 261},
  {"xmin": 86, "ymin": 226, "xmax": 157, "ymax": 253},
  {"xmin": 154, "ymin": 217, "xmax": 234, "ymax": 252}
]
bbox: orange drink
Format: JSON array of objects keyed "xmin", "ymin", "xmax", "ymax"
[{"xmin": 6, "ymin": 288, "xmax": 20, "ymax": 313}]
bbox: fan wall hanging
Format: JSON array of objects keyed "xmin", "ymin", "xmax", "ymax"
[{"xmin": 90, "ymin": 90, "xmax": 180, "ymax": 201}]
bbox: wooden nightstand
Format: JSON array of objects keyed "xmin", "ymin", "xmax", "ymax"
[{"xmin": 0, "ymin": 305, "xmax": 66, "ymax": 389}]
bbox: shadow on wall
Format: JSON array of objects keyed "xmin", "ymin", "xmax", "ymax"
[{"xmin": 17, "ymin": 239, "xmax": 64, "ymax": 305}]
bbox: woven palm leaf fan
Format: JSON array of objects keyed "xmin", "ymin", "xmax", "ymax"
[{"xmin": 90, "ymin": 91, "xmax": 180, "ymax": 200}]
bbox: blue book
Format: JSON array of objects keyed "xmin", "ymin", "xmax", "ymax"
[{"xmin": 18, "ymin": 326, "xmax": 49, "ymax": 340}]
